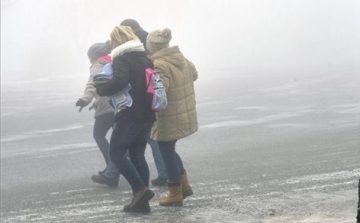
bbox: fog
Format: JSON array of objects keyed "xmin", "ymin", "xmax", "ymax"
[{"xmin": 1, "ymin": 0, "xmax": 359, "ymax": 84}]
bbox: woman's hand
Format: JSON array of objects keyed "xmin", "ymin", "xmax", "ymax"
[{"xmin": 75, "ymin": 98, "xmax": 89, "ymax": 112}]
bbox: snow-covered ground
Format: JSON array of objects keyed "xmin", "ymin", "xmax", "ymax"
[{"xmin": 1, "ymin": 71, "xmax": 359, "ymax": 222}]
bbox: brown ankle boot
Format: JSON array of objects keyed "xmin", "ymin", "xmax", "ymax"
[
  {"xmin": 159, "ymin": 184, "xmax": 183, "ymax": 206},
  {"xmin": 181, "ymin": 172, "xmax": 193, "ymax": 199},
  {"xmin": 124, "ymin": 186, "xmax": 154, "ymax": 211}
]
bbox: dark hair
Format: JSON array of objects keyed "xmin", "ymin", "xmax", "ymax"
[{"xmin": 120, "ymin": 19, "xmax": 141, "ymax": 31}]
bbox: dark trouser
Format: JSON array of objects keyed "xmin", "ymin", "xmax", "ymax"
[
  {"xmin": 148, "ymin": 137, "xmax": 167, "ymax": 179},
  {"xmin": 93, "ymin": 113, "xmax": 114, "ymax": 164},
  {"xmin": 158, "ymin": 140, "xmax": 185, "ymax": 185},
  {"xmin": 357, "ymin": 179, "xmax": 360, "ymax": 223},
  {"xmin": 109, "ymin": 117, "xmax": 153, "ymax": 193}
]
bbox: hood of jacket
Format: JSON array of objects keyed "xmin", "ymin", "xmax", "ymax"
[
  {"xmin": 111, "ymin": 40, "xmax": 145, "ymax": 60},
  {"xmin": 90, "ymin": 55, "xmax": 112, "ymax": 69},
  {"xmin": 150, "ymin": 46, "xmax": 185, "ymax": 71},
  {"xmin": 97, "ymin": 55, "xmax": 112, "ymax": 63}
]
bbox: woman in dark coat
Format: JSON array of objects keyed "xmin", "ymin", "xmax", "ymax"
[{"xmin": 96, "ymin": 26, "xmax": 155, "ymax": 213}]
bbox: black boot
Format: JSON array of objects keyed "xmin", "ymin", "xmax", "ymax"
[
  {"xmin": 98, "ymin": 167, "xmax": 107, "ymax": 175},
  {"xmin": 91, "ymin": 173, "xmax": 119, "ymax": 188},
  {"xmin": 151, "ymin": 176, "xmax": 167, "ymax": 186}
]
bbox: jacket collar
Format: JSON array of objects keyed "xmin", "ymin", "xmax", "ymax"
[{"xmin": 111, "ymin": 40, "xmax": 145, "ymax": 59}]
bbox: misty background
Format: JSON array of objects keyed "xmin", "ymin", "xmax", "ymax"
[
  {"xmin": 2, "ymin": 0, "xmax": 360, "ymax": 133},
  {"xmin": 1, "ymin": 0, "xmax": 360, "ymax": 153},
  {"xmin": 1, "ymin": 0, "xmax": 360, "ymax": 161},
  {"xmin": 2, "ymin": 0, "xmax": 360, "ymax": 82}
]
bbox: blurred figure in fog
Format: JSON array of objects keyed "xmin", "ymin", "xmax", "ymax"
[
  {"xmin": 147, "ymin": 28, "xmax": 198, "ymax": 206},
  {"xmin": 75, "ymin": 41, "xmax": 120, "ymax": 187},
  {"xmin": 120, "ymin": 18, "xmax": 168, "ymax": 186}
]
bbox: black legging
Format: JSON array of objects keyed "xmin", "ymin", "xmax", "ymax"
[{"xmin": 157, "ymin": 140, "xmax": 185, "ymax": 185}]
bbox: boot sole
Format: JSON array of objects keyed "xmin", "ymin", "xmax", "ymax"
[
  {"xmin": 132, "ymin": 206, "xmax": 151, "ymax": 214},
  {"xmin": 124, "ymin": 204, "xmax": 151, "ymax": 213},
  {"xmin": 160, "ymin": 201, "xmax": 183, "ymax": 207}
]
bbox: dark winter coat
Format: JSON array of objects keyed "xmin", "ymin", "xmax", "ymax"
[{"xmin": 96, "ymin": 40, "xmax": 155, "ymax": 123}]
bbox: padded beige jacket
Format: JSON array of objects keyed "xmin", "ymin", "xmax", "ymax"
[{"xmin": 150, "ymin": 46, "xmax": 198, "ymax": 141}]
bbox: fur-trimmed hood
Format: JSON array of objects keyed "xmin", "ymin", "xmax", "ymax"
[{"xmin": 110, "ymin": 40, "xmax": 145, "ymax": 59}]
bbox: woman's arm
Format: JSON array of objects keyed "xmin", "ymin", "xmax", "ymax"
[
  {"xmin": 80, "ymin": 63, "xmax": 104, "ymax": 103},
  {"xmin": 96, "ymin": 58, "xmax": 130, "ymax": 96},
  {"xmin": 186, "ymin": 59, "xmax": 198, "ymax": 82}
]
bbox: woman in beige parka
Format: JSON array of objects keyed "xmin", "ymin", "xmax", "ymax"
[{"xmin": 147, "ymin": 28, "xmax": 198, "ymax": 207}]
